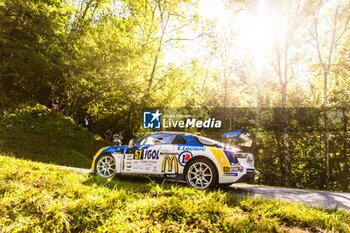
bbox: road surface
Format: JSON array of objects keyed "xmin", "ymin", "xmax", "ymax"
[
  {"xmin": 230, "ymin": 183, "xmax": 350, "ymax": 211},
  {"xmin": 60, "ymin": 165, "xmax": 350, "ymax": 211},
  {"xmin": 60, "ymin": 165, "xmax": 92, "ymax": 175}
]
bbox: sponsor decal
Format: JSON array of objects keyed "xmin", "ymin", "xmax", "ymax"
[
  {"xmin": 160, "ymin": 151, "xmax": 178, "ymax": 156},
  {"xmin": 144, "ymin": 150, "xmax": 160, "ymax": 160},
  {"xmin": 177, "ymin": 146, "xmax": 206, "ymax": 151},
  {"xmin": 161, "ymin": 155, "xmax": 178, "ymax": 173},
  {"xmin": 133, "ymin": 150, "xmax": 160, "ymax": 160},
  {"xmin": 125, "ymin": 154, "xmax": 133, "ymax": 159},
  {"xmin": 143, "ymin": 110, "xmax": 222, "ymax": 129},
  {"xmin": 141, "ymin": 160, "xmax": 158, "ymax": 164},
  {"xmin": 224, "ymin": 172, "xmax": 238, "ymax": 176},
  {"xmin": 139, "ymin": 174, "xmax": 163, "ymax": 178},
  {"xmin": 132, "ymin": 160, "xmax": 157, "ymax": 171},
  {"xmin": 178, "ymin": 151, "xmax": 193, "ymax": 166}
]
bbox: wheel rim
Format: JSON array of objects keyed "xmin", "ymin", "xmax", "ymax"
[
  {"xmin": 96, "ymin": 155, "xmax": 116, "ymax": 178},
  {"xmin": 187, "ymin": 162, "xmax": 213, "ymax": 189}
]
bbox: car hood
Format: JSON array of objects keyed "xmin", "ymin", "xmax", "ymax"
[{"xmin": 101, "ymin": 145, "xmax": 129, "ymax": 154}]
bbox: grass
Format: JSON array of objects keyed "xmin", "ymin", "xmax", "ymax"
[
  {"xmin": 0, "ymin": 154, "xmax": 349, "ymax": 233},
  {"xmin": 0, "ymin": 104, "xmax": 108, "ymax": 168}
]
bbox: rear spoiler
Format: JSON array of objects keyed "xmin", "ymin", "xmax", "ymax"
[{"xmin": 223, "ymin": 129, "xmax": 253, "ymax": 148}]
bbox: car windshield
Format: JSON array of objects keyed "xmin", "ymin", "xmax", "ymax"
[{"xmin": 196, "ymin": 136, "xmax": 224, "ymax": 147}]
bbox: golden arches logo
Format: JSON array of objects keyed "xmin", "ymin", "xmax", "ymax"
[{"xmin": 161, "ymin": 155, "xmax": 178, "ymax": 173}]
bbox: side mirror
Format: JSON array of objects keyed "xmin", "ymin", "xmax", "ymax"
[{"xmin": 128, "ymin": 139, "xmax": 136, "ymax": 147}]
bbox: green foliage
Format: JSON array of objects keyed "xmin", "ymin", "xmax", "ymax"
[
  {"xmin": 0, "ymin": 0, "xmax": 71, "ymax": 105},
  {"xmin": 0, "ymin": 104, "xmax": 108, "ymax": 168},
  {"xmin": 0, "ymin": 155, "xmax": 349, "ymax": 232}
]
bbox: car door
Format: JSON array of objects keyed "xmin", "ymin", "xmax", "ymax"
[
  {"xmin": 122, "ymin": 143, "xmax": 149, "ymax": 174},
  {"xmin": 122, "ymin": 133, "xmax": 177, "ymax": 175}
]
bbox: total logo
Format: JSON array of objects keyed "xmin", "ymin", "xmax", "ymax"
[
  {"xmin": 143, "ymin": 110, "xmax": 222, "ymax": 129},
  {"xmin": 178, "ymin": 151, "xmax": 193, "ymax": 166}
]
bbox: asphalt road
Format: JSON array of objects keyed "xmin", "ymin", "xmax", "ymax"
[
  {"xmin": 60, "ymin": 165, "xmax": 92, "ymax": 175},
  {"xmin": 230, "ymin": 183, "xmax": 350, "ymax": 211},
  {"xmin": 60, "ymin": 166, "xmax": 350, "ymax": 211}
]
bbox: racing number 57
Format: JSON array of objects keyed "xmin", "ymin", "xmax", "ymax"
[{"xmin": 133, "ymin": 150, "xmax": 143, "ymax": 160}]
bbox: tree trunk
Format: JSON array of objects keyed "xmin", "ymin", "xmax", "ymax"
[
  {"xmin": 274, "ymin": 109, "xmax": 287, "ymax": 186},
  {"xmin": 281, "ymin": 79, "xmax": 291, "ymax": 187},
  {"xmin": 323, "ymin": 71, "xmax": 330, "ymax": 190},
  {"xmin": 342, "ymin": 107, "xmax": 349, "ymax": 191},
  {"xmin": 275, "ymin": 26, "xmax": 291, "ymax": 187},
  {"xmin": 148, "ymin": 42, "xmax": 162, "ymax": 92}
]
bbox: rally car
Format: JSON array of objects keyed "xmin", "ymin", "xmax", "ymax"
[{"xmin": 91, "ymin": 131, "xmax": 255, "ymax": 189}]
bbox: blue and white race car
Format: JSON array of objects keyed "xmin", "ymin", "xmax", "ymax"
[{"xmin": 91, "ymin": 131, "xmax": 255, "ymax": 189}]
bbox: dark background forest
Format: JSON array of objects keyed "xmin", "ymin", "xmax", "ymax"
[{"xmin": 0, "ymin": 0, "xmax": 349, "ymax": 191}]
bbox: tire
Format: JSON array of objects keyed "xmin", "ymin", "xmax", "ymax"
[
  {"xmin": 185, "ymin": 157, "xmax": 218, "ymax": 189},
  {"xmin": 95, "ymin": 153, "xmax": 116, "ymax": 178}
]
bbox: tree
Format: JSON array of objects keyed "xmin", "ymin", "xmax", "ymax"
[
  {"xmin": 126, "ymin": 0, "xmax": 204, "ymax": 97},
  {"xmin": 307, "ymin": 0, "xmax": 350, "ymax": 189},
  {"xmin": 268, "ymin": 0, "xmax": 319, "ymax": 186},
  {"xmin": 329, "ymin": 32, "xmax": 350, "ymax": 191},
  {"xmin": 0, "ymin": 0, "xmax": 70, "ymax": 106}
]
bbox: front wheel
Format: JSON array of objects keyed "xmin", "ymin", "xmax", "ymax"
[
  {"xmin": 185, "ymin": 158, "xmax": 218, "ymax": 189},
  {"xmin": 95, "ymin": 153, "xmax": 116, "ymax": 178}
]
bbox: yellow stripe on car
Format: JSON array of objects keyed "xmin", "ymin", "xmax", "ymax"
[
  {"xmin": 206, "ymin": 146, "xmax": 230, "ymax": 175},
  {"xmin": 91, "ymin": 147, "xmax": 109, "ymax": 170}
]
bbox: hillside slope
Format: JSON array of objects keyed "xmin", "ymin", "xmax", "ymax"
[
  {"xmin": 0, "ymin": 104, "xmax": 108, "ymax": 168},
  {"xmin": 0, "ymin": 155, "xmax": 349, "ymax": 232}
]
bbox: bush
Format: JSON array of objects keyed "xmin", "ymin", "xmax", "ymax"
[{"xmin": 0, "ymin": 104, "xmax": 108, "ymax": 168}]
